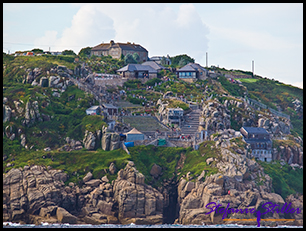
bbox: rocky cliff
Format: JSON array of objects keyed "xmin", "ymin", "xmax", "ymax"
[
  {"xmin": 174, "ymin": 140, "xmax": 303, "ymax": 226},
  {"xmin": 3, "ymin": 153, "xmax": 303, "ymax": 226},
  {"xmin": 3, "ymin": 161, "xmax": 164, "ymax": 225}
]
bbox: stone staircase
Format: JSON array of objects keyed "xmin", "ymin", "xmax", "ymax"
[{"xmin": 180, "ymin": 109, "xmax": 200, "ymax": 135}]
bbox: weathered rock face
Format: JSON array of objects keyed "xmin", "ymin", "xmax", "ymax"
[
  {"xmin": 22, "ymin": 99, "xmax": 42, "ymax": 127},
  {"xmin": 258, "ymin": 116, "xmax": 291, "ymax": 136},
  {"xmin": 285, "ymin": 194, "xmax": 303, "ymax": 226},
  {"xmin": 3, "ymin": 104, "xmax": 12, "ymax": 123},
  {"xmin": 3, "ymin": 165, "xmax": 68, "ymax": 223},
  {"xmin": 59, "ymin": 137, "xmax": 83, "ymax": 152},
  {"xmin": 83, "ymin": 130, "xmax": 96, "ymax": 150},
  {"xmin": 201, "ymin": 101, "xmax": 231, "ymax": 133},
  {"xmin": 272, "ymin": 145, "xmax": 303, "ymax": 166},
  {"xmin": 150, "ymin": 163, "xmax": 162, "ymax": 179},
  {"xmin": 74, "ymin": 64, "xmax": 89, "ymax": 78},
  {"xmin": 113, "ymin": 161, "xmax": 164, "ymax": 225},
  {"xmin": 175, "ymin": 143, "xmax": 303, "ymax": 226},
  {"xmin": 3, "ymin": 162, "xmax": 164, "ymax": 225},
  {"xmin": 101, "ymin": 126, "xmax": 121, "ymax": 151}
]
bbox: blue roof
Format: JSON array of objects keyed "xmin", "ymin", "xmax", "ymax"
[{"xmin": 241, "ymin": 127, "xmax": 269, "ymax": 134}]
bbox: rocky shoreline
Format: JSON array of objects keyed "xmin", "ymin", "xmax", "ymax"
[{"xmin": 3, "ymin": 159, "xmax": 303, "ymax": 226}]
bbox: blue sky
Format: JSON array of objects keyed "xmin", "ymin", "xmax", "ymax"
[{"xmin": 3, "ymin": 3, "xmax": 303, "ymax": 88}]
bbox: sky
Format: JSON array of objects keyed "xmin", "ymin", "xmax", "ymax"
[{"xmin": 3, "ymin": 3, "xmax": 303, "ymax": 89}]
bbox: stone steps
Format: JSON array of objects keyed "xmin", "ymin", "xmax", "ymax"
[{"xmin": 180, "ymin": 110, "xmax": 201, "ymax": 135}]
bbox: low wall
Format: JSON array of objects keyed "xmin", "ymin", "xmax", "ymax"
[{"xmin": 95, "ymin": 78, "xmax": 128, "ymax": 87}]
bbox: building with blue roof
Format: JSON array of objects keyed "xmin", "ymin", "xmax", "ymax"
[{"xmin": 240, "ymin": 126, "xmax": 272, "ymax": 162}]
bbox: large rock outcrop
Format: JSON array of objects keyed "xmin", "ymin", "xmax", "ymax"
[
  {"xmin": 101, "ymin": 126, "xmax": 121, "ymax": 151},
  {"xmin": 113, "ymin": 161, "xmax": 164, "ymax": 224},
  {"xmin": 272, "ymin": 144, "xmax": 303, "ymax": 166},
  {"xmin": 175, "ymin": 142, "xmax": 303, "ymax": 226},
  {"xmin": 3, "ymin": 162, "xmax": 164, "ymax": 225},
  {"xmin": 83, "ymin": 130, "xmax": 97, "ymax": 150},
  {"xmin": 201, "ymin": 101, "xmax": 231, "ymax": 133},
  {"xmin": 22, "ymin": 99, "xmax": 42, "ymax": 127}
]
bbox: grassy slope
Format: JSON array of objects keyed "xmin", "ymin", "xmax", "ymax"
[
  {"xmin": 3, "ymin": 54, "xmax": 303, "ymax": 200},
  {"xmin": 259, "ymin": 160, "xmax": 303, "ymax": 199},
  {"xmin": 122, "ymin": 116, "xmax": 168, "ymax": 132},
  {"xmin": 218, "ymin": 75, "xmax": 303, "ymax": 139}
]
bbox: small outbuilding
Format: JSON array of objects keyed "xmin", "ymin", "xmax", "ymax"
[
  {"xmin": 125, "ymin": 128, "xmax": 144, "ymax": 141},
  {"xmin": 102, "ymin": 103, "xmax": 118, "ymax": 116},
  {"xmin": 86, "ymin": 105, "xmax": 102, "ymax": 115}
]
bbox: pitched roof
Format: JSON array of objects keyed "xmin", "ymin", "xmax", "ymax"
[
  {"xmin": 126, "ymin": 128, "xmax": 143, "ymax": 134},
  {"xmin": 241, "ymin": 127, "xmax": 269, "ymax": 135},
  {"xmin": 117, "ymin": 64, "xmax": 157, "ymax": 73},
  {"xmin": 86, "ymin": 105, "xmax": 101, "ymax": 110},
  {"xmin": 141, "ymin": 61, "xmax": 165, "ymax": 71},
  {"xmin": 177, "ymin": 63, "xmax": 207, "ymax": 72},
  {"xmin": 102, "ymin": 103, "xmax": 118, "ymax": 109}
]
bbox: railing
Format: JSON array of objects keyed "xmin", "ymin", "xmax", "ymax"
[
  {"xmin": 94, "ymin": 73, "xmax": 121, "ymax": 79},
  {"xmin": 247, "ymin": 98, "xmax": 290, "ymax": 120}
]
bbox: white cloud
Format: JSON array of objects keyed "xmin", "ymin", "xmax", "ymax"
[
  {"xmin": 33, "ymin": 30, "xmax": 59, "ymax": 51},
  {"xmin": 34, "ymin": 3, "xmax": 209, "ymax": 61},
  {"xmin": 34, "ymin": 4, "xmax": 115, "ymax": 53},
  {"xmin": 210, "ymin": 25, "xmax": 302, "ymax": 51}
]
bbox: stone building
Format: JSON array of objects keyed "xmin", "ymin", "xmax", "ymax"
[
  {"xmin": 167, "ymin": 108, "xmax": 184, "ymax": 127},
  {"xmin": 116, "ymin": 64, "xmax": 157, "ymax": 79},
  {"xmin": 240, "ymin": 126, "xmax": 272, "ymax": 162},
  {"xmin": 91, "ymin": 40, "xmax": 148, "ymax": 63},
  {"xmin": 176, "ymin": 63, "xmax": 208, "ymax": 82}
]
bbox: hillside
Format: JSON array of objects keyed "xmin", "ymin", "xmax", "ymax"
[{"xmin": 3, "ymin": 52, "xmax": 303, "ymax": 226}]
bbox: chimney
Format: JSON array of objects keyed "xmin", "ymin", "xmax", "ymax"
[{"xmin": 110, "ymin": 40, "xmax": 114, "ymax": 45}]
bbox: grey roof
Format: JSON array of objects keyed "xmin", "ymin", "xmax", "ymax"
[
  {"xmin": 86, "ymin": 105, "xmax": 101, "ymax": 110},
  {"xmin": 177, "ymin": 63, "xmax": 207, "ymax": 72},
  {"xmin": 117, "ymin": 64, "xmax": 157, "ymax": 73},
  {"xmin": 141, "ymin": 61, "xmax": 165, "ymax": 71},
  {"xmin": 102, "ymin": 103, "xmax": 118, "ymax": 109},
  {"xmin": 241, "ymin": 127, "xmax": 269, "ymax": 135}
]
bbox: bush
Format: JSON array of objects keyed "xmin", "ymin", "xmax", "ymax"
[{"xmin": 145, "ymin": 78, "xmax": 162, "ymax": 87}]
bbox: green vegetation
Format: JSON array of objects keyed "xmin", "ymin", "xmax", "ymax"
[
  {"xmin": 121, "ymin": 116, "xmax": 168, "ymax": 132},
  {"xmin": 62, "ymin": 50, "xmax": 77, "ymax": 56},
  {"xmin": 241, "ymin": 77, "xmax": 303, "ymax": 138},
  {"xmin": 3, "ymin": 146, "xmax": 131, "ymax": 184},
  {"xmin": 3, "ymin": 51, "xmax": 303, "ymax": 203},
  {"xmin": 166, "ymin": 99, "xmax": 190, "ymax": 111},
  {"xmin": 260, "ymin": 160, "xmax": 303, "ymax": 200},
  {"xmin": 87, "ymin": 55, "xmax": 125, "ymax": 74},
  {"xmin": 218, "ymin": 76, "xmax": 245, "ymax": 97},
  {"xmin": 3, "ymin": 84, "xmax": 97, "ymax": 150},
  {"xmin": 237, "ymin": 78, "xmax": 259, "ymax": 83},
  {"xmin": 180, "ymin": 141, "xmax": 220, "ymax": 181},
  {"xmin": 170, "ymin": 54, "xmax": 195, "ymax": 68},
  {"xmin": 78, "ymin": 47, "xmax": 92, "ymax": 58}
]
